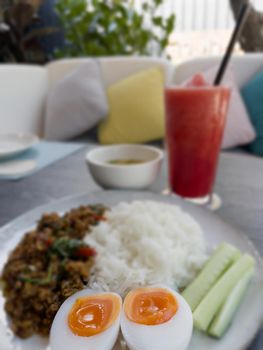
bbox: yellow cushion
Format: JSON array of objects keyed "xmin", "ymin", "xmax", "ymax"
[{"xmin": 98, "ymin": 67, "xmax": 165, "ymax": 144}]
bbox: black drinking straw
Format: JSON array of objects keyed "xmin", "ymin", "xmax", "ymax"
[{"xmin": 213, "ymin": 3, "xmax": 251, "ymax": 85}]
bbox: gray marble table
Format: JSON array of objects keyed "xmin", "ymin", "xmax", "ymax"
[{"xmin": 0, "ymin": 147, "xmax": 262, "ymax": 349}]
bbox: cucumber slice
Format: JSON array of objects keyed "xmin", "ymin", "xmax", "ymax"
[
  {"xmin": 193, "ymin": 254, "xmax": 255, "ymax": 332},
  {"xmin": 182, "ymin": 243, "xmax": 240, "ymax": 311},
  {"xmin": 208, "ymin": 267, "xmax": 254, "ymax": 338}
]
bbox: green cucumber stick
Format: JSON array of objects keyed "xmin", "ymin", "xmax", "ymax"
[
  {"xmin": 182, "ymin": 242, "xmax": 241, "ymax": 311},
  {"xmin": 193, "ymin": 254, "xmax": 255, "ymax": 332},
  {"xmin": 208, "ymin": 266, "xmax": 254, "ymax": 338}
]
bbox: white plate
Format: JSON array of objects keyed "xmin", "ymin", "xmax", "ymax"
[
  {"xmin": 0, "ymin": 133, "xmax": 39, "ymax": 159},
  {"xmin": 0, "ymin": 191, "xmax": 262, "ymax": 350}
]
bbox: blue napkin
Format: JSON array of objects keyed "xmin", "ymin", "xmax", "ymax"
[
  {"xmin": 241, "ymin": 70, "xmax": 263, "ymax": 156},
  {"xmin": 0, "ymin": 140, "xmax": 85, "ymax": 180}
]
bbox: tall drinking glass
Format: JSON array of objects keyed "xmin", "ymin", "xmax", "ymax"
[{"xmin": 165, "ymin": 77, "xmax": 231, "ymax": 207}]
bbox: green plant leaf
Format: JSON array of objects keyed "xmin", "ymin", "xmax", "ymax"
[
  {"xmin": 55, "ymin": 0, "xmax": 175, "ymax": 58},
  {"xmin": 166, "ymin": 14, "xmax": 176, "ymax": 34},
  {"xmin": 153, "ymin": 16, "xmax": 163, "ymax": 26},
  {"xmin": 153, "ymin": 0, "xmax": 163, "ymax": 7}
]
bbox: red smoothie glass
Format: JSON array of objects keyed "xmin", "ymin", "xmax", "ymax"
[{"xmin": 165, "ymin": 75, "xmax": 231, "ymax": 203}]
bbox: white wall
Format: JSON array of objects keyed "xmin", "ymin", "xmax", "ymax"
[{"xmin": 135, "ymin": 0, "xmax": 263, "ymax": 32}]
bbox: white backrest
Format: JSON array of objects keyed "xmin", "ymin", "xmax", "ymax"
[
  {"xmin": 46, "ymin": 56, "xmax": 175, "ymax": 89},
  {"xmin": 98, "ymin": 56, "xmax": 174, "ymax": 87},
  {"xmin": 0, "ymin": 65, "xmax": 48, "ymax": 136},
  {"xmin": 173, "ymin": 53, "xmax": 263, "ymax": 88}
]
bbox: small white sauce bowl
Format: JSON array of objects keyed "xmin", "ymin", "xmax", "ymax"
[{"xmin": 86, "ymin": 144, "xmax": 164, "ymax": 189}]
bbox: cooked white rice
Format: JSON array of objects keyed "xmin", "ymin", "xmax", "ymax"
[{"xmin": 85, "ymin": 200, "xmax": 207, "ymax": 295}]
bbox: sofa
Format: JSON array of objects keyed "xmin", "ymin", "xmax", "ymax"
[
  {"xmin": 0, "ymin": 54, "xmax": 262, "ymax": 151},
  {"xmin": 0, "ymin": 57, "xmax": 173, "ymax": 137}
]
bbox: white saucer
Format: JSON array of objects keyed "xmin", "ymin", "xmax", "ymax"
[
  {"xmin": 0, "ymin": 133, "xmax": 39, "ymax": 159},
  {"xmin": 0, "ymin": 159, "xmax": 37, "ymax": 177}
]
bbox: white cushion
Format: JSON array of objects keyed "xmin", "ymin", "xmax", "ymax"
[
  {"xmin": 46, "ymin": 58, "xmax": 95, "ymax": 90},
  {"xmin": 44, "ymin": 61, "xmax": 108, "ymax": 140}
]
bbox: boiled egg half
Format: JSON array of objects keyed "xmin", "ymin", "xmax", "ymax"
[
  {"xmin": 121, "ymin": 286, "xmax": 193, "ymax": 350},
  {"xmin": 50, "ymin": 289, "xmax": 122, "ymax": 350}
]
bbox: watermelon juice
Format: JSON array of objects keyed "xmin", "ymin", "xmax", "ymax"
[{"xmin": 165, "ymin": 75, "xmax": 231, "ymax": 199}]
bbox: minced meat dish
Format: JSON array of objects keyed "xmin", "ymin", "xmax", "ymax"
[{"xmin": 1, "ymin": 204, "xmax": 107, "ymax": 338}]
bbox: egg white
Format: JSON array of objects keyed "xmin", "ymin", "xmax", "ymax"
[
  {"xmin": 121, "ymin": 287, "xmax": 193, "ymax": 350},
  {"xmin": 50, "ymin": 289, "xmax": 122, "ymax": 350}
]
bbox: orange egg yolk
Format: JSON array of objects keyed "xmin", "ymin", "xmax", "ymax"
[
  {"xmin": 68, "ymin": 294, "xmax": 121, "ymax": 337},
  {"xmin": 124, "ymin": 287, "xmax": 178, "ymax": 326}
]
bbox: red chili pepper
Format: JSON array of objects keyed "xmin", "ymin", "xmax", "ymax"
[
  {"xmin": 92, "ymin": 214, "xmax": 107, "ymax": 222},
  {"xmin": 74, "ymin": 247, "xmax": 97, "ymax": 258},
  {"xmin": 37, "ymin": 234, "xmax": 54, "ymax": 248},
  {"xmin": 45, "ymin": 238, "xmax": 54, "ymax": 248}
]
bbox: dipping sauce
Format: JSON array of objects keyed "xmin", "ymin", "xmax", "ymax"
[{"xmin": 108, "ymin": 159, "xmax": 145, "ymax": 165}]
